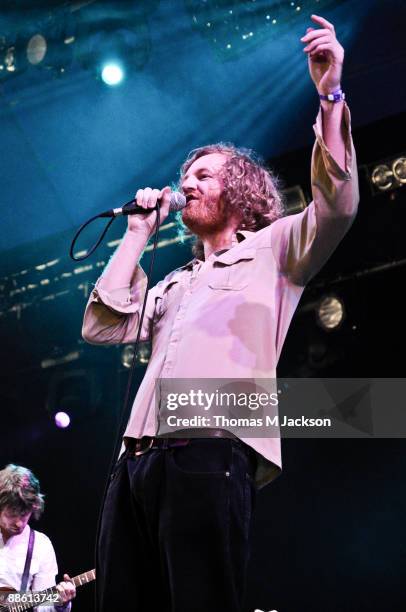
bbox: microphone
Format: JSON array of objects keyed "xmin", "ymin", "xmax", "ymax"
[{"xmin": 99, "ymin": 191, "xmax": 186, "ymax": 218}]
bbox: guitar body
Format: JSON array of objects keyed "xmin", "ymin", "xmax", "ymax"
[
  {"xmin": 0, "ymin": 569, "xmax": 95, "ymax": 612},
  {"xmin": 0, "ymin": 587, "xmax": 16, "ymax": 612}
]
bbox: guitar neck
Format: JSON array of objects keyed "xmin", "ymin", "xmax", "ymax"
[{"xmin": 71, "ymin": 569, "xmax": 96, "ymax": 588}]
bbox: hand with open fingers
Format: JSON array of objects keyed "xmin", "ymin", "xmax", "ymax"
[
  {"xmin": 55, "ymin": 573, "xmax": 76, "ymax": 605},
  {"xmin": 128, "ymin": 185, "xmax": 172, "ymax": 238},
  {"xmin": 300, "ymin": 14, "xmax": 344, "ymax": 95}
]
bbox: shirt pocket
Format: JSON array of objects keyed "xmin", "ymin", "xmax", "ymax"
[
  {"xmin": 154, "ymin": 279, "xmax": 180, "ymax": 319},
  {"xmin": 208, "ymin": 248, "xmax": 256, "ymax": 291}
]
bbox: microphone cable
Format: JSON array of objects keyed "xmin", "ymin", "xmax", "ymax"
[{"xmin": 70, "ymin": 199, "xmax": 140, "ymax": 262}]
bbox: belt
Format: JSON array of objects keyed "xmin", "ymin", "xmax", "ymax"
[{"xmin": 126, "ymin": 428, "xmax": 238, "ymax": 457}]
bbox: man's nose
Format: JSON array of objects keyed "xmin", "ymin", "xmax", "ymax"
[{"xmin": 182, "ymin": 176, "xmax": 197, "ymax": 192}]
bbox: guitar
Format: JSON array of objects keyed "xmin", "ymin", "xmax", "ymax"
[{"xmin": 0, "ymin": 569, "xmax": 95, "ymax": 612}]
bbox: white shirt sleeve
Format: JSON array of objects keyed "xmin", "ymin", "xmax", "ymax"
[{"xmin": 30, "ymin": 533, "xmax": 71, "ymax": 612}]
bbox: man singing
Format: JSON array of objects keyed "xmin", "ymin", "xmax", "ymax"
[
  {"xmin": 0, "ymin": 464, "xmax": 76, "ymax": 611},
  {"xmin": 83, "ymin": 15, "xmax": 359, "ymax": 612}
]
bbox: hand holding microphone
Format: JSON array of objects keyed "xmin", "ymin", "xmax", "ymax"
[
  {"xmin": 128, "ymin": 186, "xmax": 173, "ymax": 238},
  {"xmin": 99, "ymin": 187, "xmax": 186, "ymax": 239},
  {"xmin": 70, "ymin": 186, "xmax": 186, "ymax": 262}
]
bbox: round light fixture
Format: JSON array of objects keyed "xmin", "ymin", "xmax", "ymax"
[
  {"xmin": 121, "ymin": 343, "xmax": 150, "ymax": 368},
  {"xmin": 317, "ymin": 295, "xmax": 345, "ymax": 331},
  {"xmin": 121, "ymin": 345, "xmax": 135, "ymax": 369},
  {"xmin": 371, "ymin": 164, "xmax": 393, "ymax": 191},
  {"xmin": 393, "ymin": 157, "xmax": 406, "ymax": 184},
  {"xmin": 101, "ymin": 63, "xmax": 124, "ymax": 86},
  {"xmin": 27, "ymin": 34, "xmax": 47, "ymax": 65},
  {"xmin": 54, "ymin": 411, "xmax": 71, "ymax": 428}
]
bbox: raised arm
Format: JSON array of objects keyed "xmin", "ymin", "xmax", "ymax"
[
  {"xmin": 302, "ymin": 14, "xmax": 347, "ymax": 169},
  {"xmin": 270, "ymin": 15, "xmax": 359, "ymax": 285}
]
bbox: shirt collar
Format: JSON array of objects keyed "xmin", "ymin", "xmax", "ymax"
[{"xmin": 180, "ymin": 229, "xmax": 254, "ymax": 269}]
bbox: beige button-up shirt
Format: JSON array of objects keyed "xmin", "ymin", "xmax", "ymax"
[{"xmin": 83, "ymin": 103, "xmax": 359, "ymax": 488}]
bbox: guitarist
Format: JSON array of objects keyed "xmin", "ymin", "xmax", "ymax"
[{"xmin": 0, "ymin": 464, "xmax": 76, "ymax": 611}]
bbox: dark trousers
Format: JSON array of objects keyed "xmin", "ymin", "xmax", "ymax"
[{"xmin": 97, "ymin": 438, "xmax": 257, "ymax": 612}]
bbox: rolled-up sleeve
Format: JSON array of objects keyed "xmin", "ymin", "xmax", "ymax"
[
  {"xmin": 82, "ymin": 264, "xmax": 156, "ymax": 345},
  {"xmin": 270, "ymin": 102, "xmax": 359, "ymax": 285}
]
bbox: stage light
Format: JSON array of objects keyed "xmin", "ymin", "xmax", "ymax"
[
  {"xmin": 121, "ymin": 343, "xmax": 150, "ymax": 368},
  {"xmin": 121, "ymin": 345, "xmax": 134, "ymax": 368},
  {"xmin": 316, "ymin": 295, "xmax": 345, "ymax": 331},
  {"xmin": 26, "ymin": 34, "xmax": 47, "ymax": 65},
  {"xmin": 371, "ymin": 164, "xmax": 393, "ymax": 191},
  {"xmin": 101, "ymin": 63, "xmax": 124, "ymax": 86},
  {"xmin": 138, "ymin": 343, "xmax": 151, "ymax": 365},
  {"xmin": 393, "ymin": 157, "xmax": 406, "ymax": 184},
  {"xmin": 4, "ymin": 46, "xmax": 16, "ymax": 72},
  {"xmin": 368, "ymin": 153, "xmax": 406, "ymax": 195},
  {"xmin": 0, "ymin": 36, "xmax": 21, "ymax": 75},
  {"xmin": 54, "ymin": 411, "xmax": 70, "ymax": 428}
]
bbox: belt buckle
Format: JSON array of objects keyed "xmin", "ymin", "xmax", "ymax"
[{"xmin": 134, "ymin": 437, "xmax": 154, "ymax": 456}]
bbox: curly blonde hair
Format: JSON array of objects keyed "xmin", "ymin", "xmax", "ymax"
[
  {"xmin": 177, "ymin": 143, "xmax": 285, "ymax": 259},
  {"xmin": 0, "ymin": 464, "xmax": 45, "ymax": 519}
]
